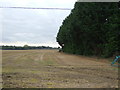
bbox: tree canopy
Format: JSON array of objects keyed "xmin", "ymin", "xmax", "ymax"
[
  {"xmin": 1, "ymin": 45, "xmax": 57, "ymax": 50},
  {"xmin": 57, "ymin": 2, "xmax": 120, "ymax": 57}
]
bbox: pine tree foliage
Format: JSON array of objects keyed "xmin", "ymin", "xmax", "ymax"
[{"xmin": 57, "ymin": 2, "xmax": 120, "ymax": 57}]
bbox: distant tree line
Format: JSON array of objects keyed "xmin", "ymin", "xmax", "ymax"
[
  {"xmin": 57, "ymin": 2, "xmax": 120, "ymax": 57},
  {"xmin": 1, "ymin": 45, "xmax": 57, "ymax": 50}
]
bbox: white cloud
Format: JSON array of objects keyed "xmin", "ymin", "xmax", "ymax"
[
  {"xmin": 0, "ymin": 0, "xmax": 76, "ymax": 47},
  {"xmin": 0, "ymin": 9, "xmax": 3, "ymax": 43},
  {"xmin": 0, "ymin": 41, "xmax": 60, "ymax": 47},
  {"xmin": 0, "ymin": 0, "xmax": 76, "ymax": 8},
  {"xmin": 14, "ymin": 33, "xmax": 35, "ymax": 38}
]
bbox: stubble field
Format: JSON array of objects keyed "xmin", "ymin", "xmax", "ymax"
[{"xmin": 2, "ymin": 50, "xmax": 119, "ymax": 88}]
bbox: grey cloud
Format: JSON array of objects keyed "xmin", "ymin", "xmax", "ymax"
[{"xmin": 1, "ymin": 0, "xmax": 75, "ymax": 46}]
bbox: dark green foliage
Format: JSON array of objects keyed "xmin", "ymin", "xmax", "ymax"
[
  {"xmin": 57, "ymin": 2, "xmax": 120, "ymax": 57},
  {"xmin": 1, "ymin": 45, "xmax": 57, "ymax": 50}
]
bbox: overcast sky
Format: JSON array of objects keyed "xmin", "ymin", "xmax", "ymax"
[{"xmin": 0, "ymin": 0, "xmax": 76, "ymax": 47}]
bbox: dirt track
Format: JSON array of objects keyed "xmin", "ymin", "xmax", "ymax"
[{"xmin": 2, "ymin": 50, "xmax": 118, "ymax": 88}]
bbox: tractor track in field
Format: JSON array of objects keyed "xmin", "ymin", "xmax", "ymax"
[{"xmin": 2, "ymin": 50, "xmax": 119, "ymax": 88}]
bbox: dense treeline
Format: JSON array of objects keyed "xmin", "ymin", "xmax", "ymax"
[
  {"xmin": 1, "ymin": 45, "xmax": 57, "ymax": 50},
  {"xmin": 57, "ymin": 2, "xmax": 120, "ymax": 57}
]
